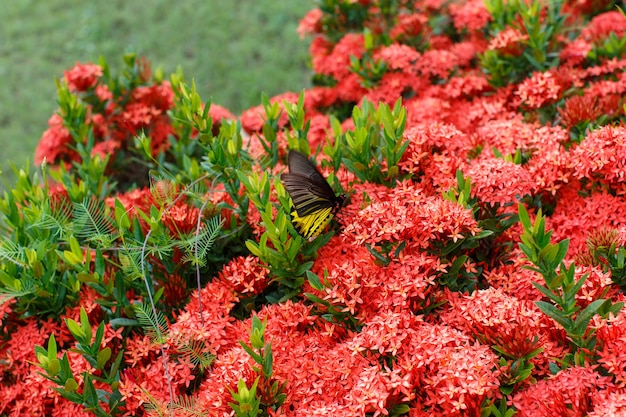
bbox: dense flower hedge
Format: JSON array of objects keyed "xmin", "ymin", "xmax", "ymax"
[{"xmin": 2, "ymin": 1, "xmax": 626, "ymax": 416}]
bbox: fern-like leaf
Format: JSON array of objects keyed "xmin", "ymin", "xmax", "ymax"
[
  {"xmin": 179, "ymin": 216, "xmax": 224, "ymax": 266},
  {"xmin": 134, "ymin": 302, "xmax": 169, "ymax": 344},
  {"xmin": 0, "ymin": 285, "xmax": 35, "ymax": 303},
  {"xmin": 118, "ymin": 242, "xmax": 147, "ymax": 281},
  {"xmin": 142, "ymin": 394, "xmax": 208, "ymax": 417},
  {"xmin": 0, "ymin": 237, "xmax": 27, "ymax": 267},
  {"xmin": 149, "ymin": 170, "xmax": 177, "ymax": 207},
  {"xmin": 171, "ymin": 395, "xmax": 208, "ymax": 417},
  {"xmin": 73, "ymin": 197, "xmax": 114, "ymax": 246},
  {"xmin": 177, "ymin": 339, "xmax": 216, "ymax": 371},
  {"xmin": 0, "ymin": 269, "xmax": 36, "ymax": 303},
  {"xmin": 137, "ymin": 387, "xmax": 167, "ymax": 417},
  {"xmin": 28, "ymin": 198, "xmax": 73, "ymax": 239}
]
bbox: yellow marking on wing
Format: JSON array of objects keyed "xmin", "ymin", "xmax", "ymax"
[{"xmin": 291, "ymin": 207, "xmax": 334, "ymax": 240}]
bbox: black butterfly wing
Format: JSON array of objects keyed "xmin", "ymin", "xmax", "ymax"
[
  {"xmin": 281, "ymin": 172, "xmax": 335, "ymax": 217},
  {"xmin": 281, "ymin": 151, "xmax": 340, "ymax": 218},
  {"xmin": 286, "ymin": 150, "xmax": 337, "ymax": 192}
]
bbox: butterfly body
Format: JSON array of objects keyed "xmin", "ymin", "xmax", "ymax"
[{"xmin": 280, "ymin": 150, "xmax": 345, "ymax": 240}]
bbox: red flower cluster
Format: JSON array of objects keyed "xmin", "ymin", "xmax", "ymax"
[{"xmin": 35, "ymin": 57, "xmax": 235, "ymax": 182}]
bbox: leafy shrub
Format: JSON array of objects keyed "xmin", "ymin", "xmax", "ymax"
[{"xmin": 3, "ymin": 1, "xmax": 626, "ymax": 416}]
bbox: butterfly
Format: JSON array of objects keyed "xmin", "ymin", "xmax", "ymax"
[{"xmin": 280, "ymin": 150, "xmax": 346, "ymax": 240}]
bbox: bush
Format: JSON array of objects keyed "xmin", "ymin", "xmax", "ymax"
[{"xmin": 2, "ymin": 1, "xmax": 626, "ymax": 416}]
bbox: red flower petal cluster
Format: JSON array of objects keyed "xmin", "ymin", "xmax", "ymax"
[{"xmin": 512, "ymin": 366, "xmax": 611, "ymax": 417}]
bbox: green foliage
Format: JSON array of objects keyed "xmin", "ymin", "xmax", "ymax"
[
  {"xmin": 314, "ymin": 0, "xmax": 373, "ymax": 43},
  {"xmin": 134, "ymin": 302, "xmax": 170, "ymax": 344},
  {"xmin": 229, "ymin": 378, "xmax": 262, "ymax": 417},
  {"xmin": 239, "ymin": 171, "xmax": 328, "ymax": 304},
  {"xmin": 437, "ymin": 171, "xmax": 518, "ymax": 292},
  {"xmin": 481, "ymin": 397, "xmax": 516, "ymax": 417},
  {"xmin": 327, "ymin": 98, "xmax": 408, "ymax": 187},
  {"xmin": 34, "ymin": 308, "xmax": 125, "ymax": 416},
  {"xmin": 589, "ymin": 32, "xmax": 626, "ymax": 63},
  {"xmin": 232, "ymin": 315, "xmax": 287, "ymax": 416},
  {"xmin": 518, "ymin": 204, "xmax": 623, "ymax": 364},
  {"xmin": 349, "ymin": 29, "xmax": 389, "ymax": 88},
  {"xmin": 236, "ymin": 94, "xmax": 343, "ymax": 305},
  {"xmin": 1, "ymin": 64, "xmax": 251, "ymax": 417},
  {"xmin": 493, "ymin": 345, "xmax": 542, "ymax": 395},
  {"xmin": 0, "ymin": 165, "xmax": 83, "ymax": 317},
  {"xmin": 583, "ymin": 228, "xmax": 626, "ymax": 288},
  {"xmin": 305, "ymin": 270, "xmax": 363, "ymax": 332},
  {"xmin": 175, "ymin": 339, "xmax": 216, "ymax": 373},
  {"xmin": 282, "ymin": 92, "xmax": 313, "ymax": 157},
  {"xmin": 168, "ymin": 72, "xmax": 257, "ymax": 281},
  {"xmin": 481, "ymin": 0, "xmax": 567, "ymax": 86}
]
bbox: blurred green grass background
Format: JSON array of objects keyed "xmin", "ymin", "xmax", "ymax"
[{"xmin": 0, "ymin": 0, "xmax": 312, "ymax": 186}]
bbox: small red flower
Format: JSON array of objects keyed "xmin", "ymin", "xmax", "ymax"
[
  {"xmin": 559, "ymin": 95, "xmax": 604, "ymax": 128},
  {"xmin": 488, "ymin": 28, "xmax": 529, "ymax": 56},
  {"xmin": 34, "ymin": 114, "xmax": 76, "ymax": 165},
  {"xmin": 64, "ymin": 62, "xmax": 103, "ymax": 92},
  {"xmin": 581, "ymin": 11, "xmax": 626, "ymax": 44},
  {"xmin": 516, "ymin": 70, "xmax": 563, "ymax": 109}
]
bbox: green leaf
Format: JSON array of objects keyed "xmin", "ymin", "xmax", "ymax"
[
  {"xmin": 295, "ymin": 261, "xmax": 314, "ymax": 277},
  {"xmin": 63, "ymin": 250, "xmax": 83, "ymax": 266},
  {"xmin": 64, "ymin": 378, "xmax": 79, "ymax": 393},
  {"xmin": 108, "ymin": 318, "xmax": 139, "ymax": 327},
  {"xmin": 389, "ymin": 404, "xmax": 411, "ymax": 416},
  {"xmin": 96, "ymin": 347, "xmax": 112, "ymax": 370},
  {"xmin": 82, "ymin": 373, "xmax": 99, "ymax": 407},
  {"xmin": 110, "ymin": 350, "xmax": 125, "ymax": 381},
  {"xmin": 246, "ymin": 240, "xmax": 262, "ymax": 258},
  {"xmin": 47, "ymin": 334, "xmax": 58, "ymax": 361},
  {"xmin": 114, "ymin": 198, "xmax": 131, "ymax": 230},
  {"xmin": 48, "ymin": 358, "xmax": 60, "ymax": 376},
  {"xmin": 134, "ymin": 303, "xmax": 169, "ymax": 344},
  {"xmin": 555, "ymin": 239, "xmax": 570, "ymax": 265},
  {"xmin": 262, "ymin": 342, "xmax": 273, "ymax": 378},
  {"xmin": 475, "ymin": 230, "xmax": 494, "ymax": 239},
  {"xmin": 239, "ymin": 341, "xmax": 263, "ymax": 364},
  {"xmin": 76, "ymin": 272, "xmax": 99, "ymax": 283},
  {"xmin": 569, "ymin": 271, "xmax": 589, "ymax": 296},
  {"xmin": 73, "ymin": 197, "xmax": 114, "ymax": 244},
  {"xmin": 531, "ymin": 282, "xmax": 560, "ymax": 303},
  {"xmin": 65, "ymin": 318, "xmax": 86, "ymax": 341},
  {"xmin": 518, "ymin": 203, "xmax": 531, "ymax": 229},
  {"xmin": 572, "ymin": 299, "xmax": 607, "ymax": 335},
  {"xmin": 306, "ymin": 271, "xmax": 324, "ymax": 291},
  {"xmin": 535, "ymin": 301, "xmax": 571, "ymax": 329},
  {"xmin": 80, "ymin": 307, "xmax": 92, "ymax": 343}
]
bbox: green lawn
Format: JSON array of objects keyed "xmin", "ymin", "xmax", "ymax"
[{"xmin": 0, "ymin": 0, "xmax": 313, "ymax": 186}]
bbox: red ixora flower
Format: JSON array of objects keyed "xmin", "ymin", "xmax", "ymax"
[
  {"xmin": 63, "ymin": 62, "xmax": 103, "ymax": 92},
  {"xmin": 487, "ymin": 28, "xmax": 528, "ymax": 56},
  {"xmin": 581, "ymin": 11, "xmax": 626, "ymax": 44},
  {"xmin": 465, "ymin": 156, "xmax": 535, "ymax": 207},
  {"xmin": 449, "ymin": 0, "xmax": 491, "ymax": 32},
  {"xmin": 297, "ymin": 8, "xmax": 323, "ymax": 38},
  {"xmin": 442, "ymin": 287, "xmax": 566, "ymax": 373},
  {"xmin": 559, "ymin": 94, "xmax": 604, "ymax": 128},
  {"xmin": 34, "ymin": 114, "xmax": 76, "ymax": 165},
  {"xmin": 161, "ymin": 200, "xmax": 202, "ymax": 237},
  {"xmin": 511, "ymin": 366, "xmax": 612, "ymax": 417},
  {"xmin": 218, "ymin": 255, "xmax": 270, "ymax": 295},
  {"xmin": 515, "ymin": 70, "xmax": 563, "ymax": 109}
]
